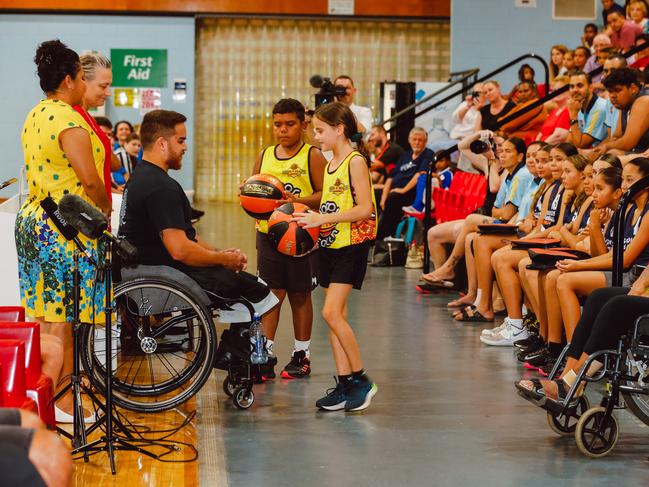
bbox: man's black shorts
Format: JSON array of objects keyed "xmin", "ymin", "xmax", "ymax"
[
  {"xmin": 318, "ymin": 242, "xmax": 371, "ymax": 290},
  {"xmin": 256, "ymin": 232, "xmax": 318, "ymax": 292}
]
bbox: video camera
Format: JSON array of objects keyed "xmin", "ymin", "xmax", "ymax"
[{"xmin": 309, "ymin": 75, "xmax": 347, "ymax": 110}]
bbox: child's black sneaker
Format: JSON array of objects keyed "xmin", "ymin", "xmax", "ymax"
[
  {"xmin": 316, "ymin": 378, "xmax": 349, "ymax": 411},
  {"xmin": 281, "ymin": 350, "xmax": 311, "ymax": 379},
  {"xmin": 344, "ymin": 376, "xmax": 378, "ymax": 412}
]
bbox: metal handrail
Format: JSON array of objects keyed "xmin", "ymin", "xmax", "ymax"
[
  {"xmin": 613, "ymin": 175, "xmax": 649, "ymax": 286},
  {"xmin": 420, "ymin": 41, "xmax": 649, "ymax": 274}
]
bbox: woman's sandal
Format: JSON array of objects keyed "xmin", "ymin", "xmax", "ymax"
[
  {"xmin": 516, "ymin": 371, "xmax": 584, "ymax": 409},
  {"xmin": 420, "ymin": 274, "xmax": 454, "ymax": 288},
  {"xmin": 454, "ymin": 306, "xmax": 494, "ymax": 323}
]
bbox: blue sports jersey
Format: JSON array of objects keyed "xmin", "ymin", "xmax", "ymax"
[{"xmin": 577, "ymin": 95, "xmax": 608, "ymax": 146}]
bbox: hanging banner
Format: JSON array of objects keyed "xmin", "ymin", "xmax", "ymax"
[{"xmin": 111, "ymin": 49, "xmax": 168, "ymax": 88}]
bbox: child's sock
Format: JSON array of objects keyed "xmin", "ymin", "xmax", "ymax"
[{"xmin": 294, "ymin": 339, "xmax": 311, "ymax": 357}]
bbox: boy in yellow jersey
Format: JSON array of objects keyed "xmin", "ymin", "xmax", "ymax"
[{"xmin": 253, "ymin": 98, "xmax": 327, "ymax": 379}]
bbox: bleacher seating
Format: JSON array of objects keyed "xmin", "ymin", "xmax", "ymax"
[
  {"xmin": 0, "ymin": 322, "xmax": 54, "ymax": 428},
  {"xmin": 433, "ymin": 171, "xmax": 487, "ymax": 223},
  {"xmin": 0, "ymin": 339, "xmax": 38, "ymax": 414}
]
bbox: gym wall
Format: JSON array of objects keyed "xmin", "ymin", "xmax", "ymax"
[{"xmin": 195, "ymin": 17, "xmax": 450, "ymax": 203}]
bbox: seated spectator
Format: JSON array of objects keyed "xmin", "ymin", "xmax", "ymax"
[
  {"xmin": 402, "ymin": 151, "xmax": 453, "ymax": 215},
  {"xmin": 567, "ymin": 71, "xmax": 609, "ymax": 148},
  {"xmin": 421, "ymin": 137, "xmax": 532, "ymax": 286},
  {"xmin": 601, "ymin": 0, "xmax": 626, "ymax": 27},
  {"xmin": 377, "ymin": 127, "xmax": 433, "ymax": 239},
  {"xmin": 550, "ymin": 45, "xmax": 568, "ymax": 82},
  {"xmin": 0, "ymin": 408, "xmax": 72, "ymax": 487},
  {"xmin": 563, "ymin": 50, "xmax": 576, "ymax": 73},
  {"xmin": 450, "ymin": 83, "xmax": 486, "ymax": 173},
  {"xmin": 627, "ymin": 0, "xmax": 649, "ymax": 30},
  {"xmin": 573, "ymin": 46, "xmax": 591, "ymax": 72},
  {"xmin": 591, "ymin": 46, "xmax": 619, "ymax": 92},
  {"xmin": 113, "ymin": 119, "xmax": 134, "ymax": 150},
  {"xmin": 367, "ymin": 124, "xmax": 405, "ymax": 186},
  {"xmin": 476, "ymin": 80, "xmax": 517, "ymax": 131},
  {"xmin": 607, "ymin": 9, "xmax": 643, "ymax": 52},
  {"xmin": 510, "ymin": 65, "xmax": 546, "ymax": 101},
  {"xmin": 500, "ymin": 81, "xmax": 548, "ymax": 145},
  {"xmin": 536, "ymin": 76, "xmax": 571, "ymax": 143},
  {"xmin": 582, "ymin": 23, "xmax": 599, "ymax": 52},
  {"xmin": 584, "ymin": 34, "xmax": 613, "ymax": 83},
  {"xmin": 599, "ymin": 55, "xmax": 628, "ymax": 141},
  {"xmin": 597, "ymin": 67, "xmax": 649, "ymax": 154},
  {"xmin": 630, "ymin": 33, "xmax": 649, "ymax": 69}
]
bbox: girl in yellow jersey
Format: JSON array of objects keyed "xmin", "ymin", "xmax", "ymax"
[
  {"xmin": 295, "ymin": 102, "xmax": 378, "ymax": 412},
  {"xmin": 252, "ymin": 99, "xmax": 327, "ymax": 379}
]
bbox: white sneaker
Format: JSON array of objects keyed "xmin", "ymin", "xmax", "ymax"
[
  {"xmin": 480, "ymin": 319, "xmax": 529, "ymax": 346},
  {"xmin": 481, "ymin": 322, "xmax": 507, "ymax": 337}
]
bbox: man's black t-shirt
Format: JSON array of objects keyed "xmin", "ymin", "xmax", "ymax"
[
  {"xmin": 119, "ymin": 160, "xmax": 195, "ymax": 269},
  {"xmin": 377, "ymin": 142, "xmax": 405, "ymax": 175}
]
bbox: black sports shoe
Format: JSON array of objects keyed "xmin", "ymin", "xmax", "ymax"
[
  {"xmin": 255, "ymin": 355, "xmax": 277, "ymax": 381},
  {"xmin": 344, "ymin": 376, "xmax": 378, "ymax": 412},
  {"xmin": 514, "ymin": 333, "xmax": 543, "ymax": 350},
  {"xmin": 316, "ymin": 378, "xmax": 349, "ymax": 411},
  {"xmin": 281, "ymin": 351, "xmax": 311, "ymax": 379},
  {"xmin": 517, "ymin": 342, "xmax": 548, "ymax": 364},
  {"xmin": 522, "ymin": 312, "xmax": 539, "ymax": 333}
]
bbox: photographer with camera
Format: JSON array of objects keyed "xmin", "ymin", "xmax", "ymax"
[
  {"xmin": 334, "ymin": 75, "xmax": 373, "ymax": 135},
  {"xmin": 450, "ymin": 83, "xmax": 485, "ymax": 173}
]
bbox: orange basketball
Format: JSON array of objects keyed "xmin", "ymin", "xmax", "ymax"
[
  {"xmin": 239, "ymin": 174, "xmax": 287, "ymax": 219},
  {"xmin": 267, "ymin": 202, "xmax": 320, "ymax": 257}
]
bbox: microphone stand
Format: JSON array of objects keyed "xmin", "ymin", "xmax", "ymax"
[{"xmin": 70, "ymin": 236, "xmax": 170, "ymax": 474}]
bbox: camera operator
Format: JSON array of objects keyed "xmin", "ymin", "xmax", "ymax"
[
  {"xmin": 450, "ymin": 83, "xmax": 486, "ymax": 173},
  {"xmin": 334, "ymin": 75, "xmax": 373, "ymax": 135}
]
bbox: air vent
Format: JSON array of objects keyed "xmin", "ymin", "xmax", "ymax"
[{"xmin": 553, "ymin": 0, "xmax": 596, "ymax": 19}]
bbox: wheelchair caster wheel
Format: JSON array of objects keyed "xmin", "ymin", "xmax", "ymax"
[
  {"xmin": 223, "ymin": 377, "xmax": 236, "ymax": 397},
  {"xmin": 575, "ymin": 407, "xmax": 619, "ymax": 458},
  {"xmin": 547, "ymin": 396, "xmax": 590, "ymax": 436},
  {"xmin": 233, "ymin": 386, "xmax": 254, "ymax": 409}
]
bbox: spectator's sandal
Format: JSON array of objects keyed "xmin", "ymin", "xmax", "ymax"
[
  {"xmin": 420, "ymin": 275, "xmax": 454, "ymax": 288},
  {"xmin": 515, "ymin": 371, "xmax": 583, "ymax": 411},
  {"xmin": 454, "ymin": 306, "xmax": 494, "ymax": 323}
]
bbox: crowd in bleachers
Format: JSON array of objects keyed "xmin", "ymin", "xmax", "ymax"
[{"xmin": 377, "ymin": 0, "xmax": 649, "ymax": 418}]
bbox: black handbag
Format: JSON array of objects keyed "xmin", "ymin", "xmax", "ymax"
[{"xmin": 372, "ymin": 238, "xmax": 407, "ymax": 267}]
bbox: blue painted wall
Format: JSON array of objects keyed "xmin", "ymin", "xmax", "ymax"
[
  {"xmin": 451, "ymin": 0, "xmax": 602, "ymax": 90},
  {"xmin": 0, "ymin": 14, "xmax": 195, "ymax": 192}
]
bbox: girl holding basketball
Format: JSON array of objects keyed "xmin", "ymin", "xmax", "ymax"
[{"xmin": 295, "ymin": 102, "xmax": 378, "ymax": 412}]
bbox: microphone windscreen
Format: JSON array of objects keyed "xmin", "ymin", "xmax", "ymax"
[
  {"xmin": 58, "ymin": 195, "xmax": 108, "ymax": 239},
  {"xmin": 309, "ymin": 74, "xmax": 323, "ymax": 88},
  {"xmin": 40, "ymin": 196, "xmax": 79, "ymax": 241}
]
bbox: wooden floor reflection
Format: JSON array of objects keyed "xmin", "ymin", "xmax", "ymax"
[{"xmin": 68, "ymin": 393, "xmax": 199, "ymax": 486}]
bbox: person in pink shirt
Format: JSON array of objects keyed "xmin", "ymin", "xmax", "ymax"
[
  {"xmin": 607, "ymin": 10, "xmax": 643, "ymax": 51},
  {"xmin": 536, "ymin": 76, "xmax": 571, "ymax": 143}
]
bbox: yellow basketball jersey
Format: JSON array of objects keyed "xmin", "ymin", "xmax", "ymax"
[
  {"xmin": 318, "ymin": 150, "xmax": 377, "ymax": 249},
  {"xmin": 256, "ymin": 143, "xmax": 314, "ymax": 233}
]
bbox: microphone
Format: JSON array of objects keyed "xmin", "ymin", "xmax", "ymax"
[
  {"xmin": 40, "ymin": 196, "xmax": 96, "ymax": 264},
  {"xmin": 58, "ymin": 194, "xmax": 137, "ymax": 261},
  {"xmin": 309, "ymin": 74, "xmax": 324, "ymax": 88}
]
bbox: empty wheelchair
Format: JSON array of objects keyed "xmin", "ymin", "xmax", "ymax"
[{"xmin": 80, "ymin": 265, "xmax": 265, "ymax": 412}]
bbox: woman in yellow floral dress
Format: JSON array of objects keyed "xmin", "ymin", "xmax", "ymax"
[{"xmin": 16, "ymin": 40, "xmax": 111, "ymax": 420}]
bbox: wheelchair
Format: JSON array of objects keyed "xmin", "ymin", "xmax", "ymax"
[
  {"xmin": 80, "ymin": 265, "xmax": 268, "ymax": 412},
  {"xmin": 531, "ymin": 313, "xmax": 649, "ymax": 458}
]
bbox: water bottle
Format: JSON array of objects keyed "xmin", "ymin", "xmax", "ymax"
[{"xmin": 249, "ymin": 314, "xmax": 268, "ymax": 364}]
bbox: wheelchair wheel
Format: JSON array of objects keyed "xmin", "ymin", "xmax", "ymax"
[
  {"xmin": 547, "ymin": 396, "xmax": 590, "ymax": 437},
  {"xmin": 80, "ymin": 278, "xmax": 216, "ymax": 413},
  {"xmin": 223, "ymin": 377, "xmax": 236, "ymax": 397},
  {"xmin": 621, "ymin": 352, "xmax": 649, "ymax": 425},
  {"xmin": 233, "ymin": 386, "xmax": 254, "ymax": 409},
  {"xmin": 575, "ymin": 407, "xmax": 619, "ymax": 458}
]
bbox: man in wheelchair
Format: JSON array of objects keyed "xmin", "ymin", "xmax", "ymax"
[{"xmin": 118, "ymin": 109, "xmax": 279, "ymax": 369}]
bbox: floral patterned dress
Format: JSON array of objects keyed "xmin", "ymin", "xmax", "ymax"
[{"xmin": 16, "ymin": 99, "xmax": 107, "ymax": 323}]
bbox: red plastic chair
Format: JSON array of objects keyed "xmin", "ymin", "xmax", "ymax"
[
  {"xmin": 0, "ymin": 323, "xmax": 54, "ymax": 428},
  {"xmin": 0, "ymin": 339, "xmax": 38, "ymax": 414},
  {"xmin": 0, "ymin": 307, "xmax": 25, "ymax": 322}
]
